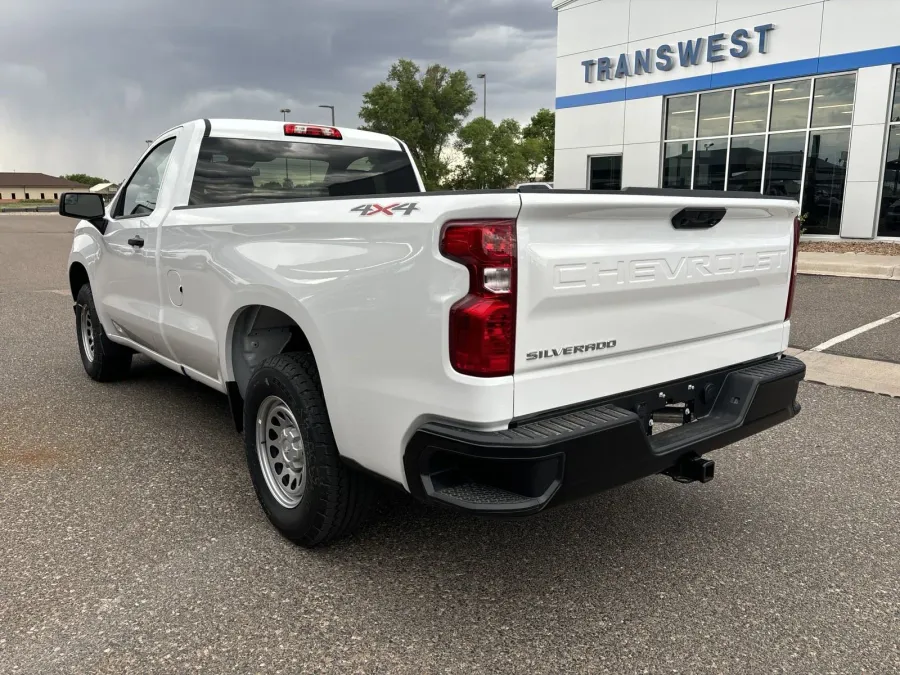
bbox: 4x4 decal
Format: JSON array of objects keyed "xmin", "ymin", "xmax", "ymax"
[{"xmin": 350, "ymin": 203, "xmax": 419, "ymax": 217}]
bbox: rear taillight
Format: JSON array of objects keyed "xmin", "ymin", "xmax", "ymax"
[
  {"xmin": 440, "ymin": 219, "xmax": 517, "ymax": 377},
  {"xmin": 785, "ymin": 215, "xmax": 801, "ymax": 321},
  {"xmin": 284, "ymin": 123, "xmax": 342, "ymax": 140}
]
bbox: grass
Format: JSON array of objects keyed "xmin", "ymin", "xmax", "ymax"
[{"xmin": 0, "ymin": 200, "xmax": 58, "ymax": 213}]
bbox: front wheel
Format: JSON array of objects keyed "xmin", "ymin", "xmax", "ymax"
[
  {"xmin": 243, "ymin": 352, "xmax": 375, "ymax": 547},
  {"xmin": 75, "ymin": 284, "xmax": 132, "ymax": 382}
]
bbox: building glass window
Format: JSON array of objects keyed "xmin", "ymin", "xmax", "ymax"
[
  {"xmin": 728, "ymin": 135, "xmax": 765, "ymax": 193},
  {"xmin": 892, "ymin": 72, "xmax": 900, "ymax": 124},
  {"xmin": 694, "ymin": 139, "xmax": 727, "ymax": 190},
  {"xmin": 11, "ymin": 193, "xmax": 15, "ymax": 200},
  {"xmin": 732, "ymin": 85, "xmax": 769, "ymax": 135},
  {"xmin": 588, "ymin": 155, "xmax": 622, "ymax": 190},
  {"xmin": 25, "ymin": 193, "xmax": 29, "ymax": 199},
  {"xmin": 764, "ymin": 132, "xmax": 805, "ymax": 200},
  {"xmin": 665, "ymin": 95, "xmax": 696, "ymax": 140},
  {"xmin": 662, "ymin": 73, "xmax": 856, "ymax": 233},
  {"xmin": 811, "ymin": 74, "xmax": 856, "ymax": 128},
  {"xmin": 662, "ymin": 142, "xmax": 693, "ymax": 188},
  {"xmin": 879, "ymin": 69, "xmax": 900, "ymax": 237},
  {"xmin": 698, "ymin": 91, "xmax": 731, "ymax": 138},
  {"xmin": 40, "ymin": 193, "xmax": 45, "ymax": 200},
  {"xmin": 771, "ymin": 80, "xmax": 811, "ymax": 132},
  {"xmin": 803, "ymin": 129, "xmax": 850, "ymax": 235}
]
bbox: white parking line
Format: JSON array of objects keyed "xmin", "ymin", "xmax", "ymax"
[{"xmin": 811, "ymin": 310, "xmax": 900, "ymax": 352}]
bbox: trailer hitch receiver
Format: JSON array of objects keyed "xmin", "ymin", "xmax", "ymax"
[{"xmin": 665, "ymin": 454, "xmax": 715, "ymax": 484}]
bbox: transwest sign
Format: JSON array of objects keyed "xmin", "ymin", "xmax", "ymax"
[{"xmin": 580, "ymin": 24, "xmax": 775, "ymax": 84}]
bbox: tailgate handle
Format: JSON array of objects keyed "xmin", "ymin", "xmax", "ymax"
[{"xmin": 672, "ymin": 208, "xmax": 726, "ymax": 230}]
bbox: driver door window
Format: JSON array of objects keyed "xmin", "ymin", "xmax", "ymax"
[{"xmin": 115, "ymin": 138, "xmax": 176, "ymax": 218}]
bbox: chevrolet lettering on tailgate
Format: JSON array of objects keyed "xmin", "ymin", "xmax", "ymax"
[{"xmin": 554, "ymin": 251, "xmax": 788, "ymax": 290}]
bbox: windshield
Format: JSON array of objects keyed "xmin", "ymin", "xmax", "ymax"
[{"xmin": 189, "ymin": 137, "xmax": 420, "ymax": 207}]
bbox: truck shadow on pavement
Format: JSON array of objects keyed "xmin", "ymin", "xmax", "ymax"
[{"xmin": 121, "ymin": 358, "xmax": 783, "ymax": 594}]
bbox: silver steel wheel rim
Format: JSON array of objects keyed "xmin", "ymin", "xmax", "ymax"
[
  {"xmin": 80, "ymin": 306, "xmax": 95, "ymax": 363},
  {"xmin": 256, "ymin": 395, "xmax": 307, "ymax": 509}
]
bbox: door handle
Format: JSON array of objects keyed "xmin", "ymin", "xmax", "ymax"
[{"xmin": 128, "ymin": 236, "xmax": 145, "ymax": 248}]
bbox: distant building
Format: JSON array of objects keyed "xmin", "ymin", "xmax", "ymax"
[
  {"xmin": 89, "ymin": 182, "xmax": 118, "ymax": 195},
  {"xmin": 0, "ymin": 173, "xmax": 88, "ymax": 202},
  {"xmin": 90, "ymin": 182, "xmax": 120, "ymax": 204}
]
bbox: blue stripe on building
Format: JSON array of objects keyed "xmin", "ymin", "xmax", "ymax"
[{"xmin": 556, "ymin": 45, "xmax": 900, "ymax": 110}]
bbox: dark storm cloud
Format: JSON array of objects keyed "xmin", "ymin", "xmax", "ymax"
[{"xmin": 0, "ymin": 0, "xmax": 556, "ymax": 179}]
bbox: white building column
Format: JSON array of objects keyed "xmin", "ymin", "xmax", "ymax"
[
  {"xmin": 622, "ymin": 96, "xmax": 664, "ymax": 188},
  {"xmin": 841, "ymin": 65, "xmax": 894, "ymax": 239}
]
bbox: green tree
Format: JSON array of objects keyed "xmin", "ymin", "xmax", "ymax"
[
  {"xmin": 451, "ymin": 118, "xmax": 530, "ymax": 189},
  {"xmin": 522, "ymin": 108, "xmax": 555, "ymax": 182},
  {"xmin": 62, "ymin": 173, "xmax": 109, "ymax": 186},
  {"xmin": 451, "ymin": 117, "xmax": 495, "ymax": 190},
  {"xmin": 522, "ymin": 137, "xmax": 545, "ymax": 183},
  {"xmin": 492, "ymin": 119, "xmax": 529, "ymax": 188},
  {"xmin": 359, "ymin": 59, "xmax": 476, "ymax": 190}
]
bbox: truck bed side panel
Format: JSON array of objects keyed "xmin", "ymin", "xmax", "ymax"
[{"xmin": 158, "ymin": 194, "xmax": 522, "ymax": 486}]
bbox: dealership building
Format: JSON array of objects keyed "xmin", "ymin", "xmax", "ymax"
[{"xmin": 553, "ymin": 0, "xmax": 900, "ymax": 239}]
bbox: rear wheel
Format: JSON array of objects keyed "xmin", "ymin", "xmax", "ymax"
[
  {"xmin": 243, "ymin": 352, "xmax": 375, "ymax": 547},
  {"xmin": 75, "ymin": 284, "xmax": 132, "ymax": 381}
]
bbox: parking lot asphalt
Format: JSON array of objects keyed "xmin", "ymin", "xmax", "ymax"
[
  {"xmin": 2, "ymin": 215, "xmax": 899, "ymax": 674},
  {"xmin": 789, "ymin": 275, "xmax": 900, "ymax": 359},
  {"xmin": 825, "ymin": 319, "xmax": 900, "ymax": 365},
  {"xmin": 0, "ymin": 215, "xmax": 72, "ymax": 292}
]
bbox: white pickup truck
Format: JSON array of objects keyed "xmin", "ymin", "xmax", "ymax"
[{"xmin": 61, "ymin": 118, "xmax": 805, "ymax": 547}]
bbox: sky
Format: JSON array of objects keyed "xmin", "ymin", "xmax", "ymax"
[{"xmin": 0, "ymin": 0, "xmax": 557, "ymax": 182}]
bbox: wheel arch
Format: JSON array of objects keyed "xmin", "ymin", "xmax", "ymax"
[
  {"xmin": 223, "ymin": 302, "xmax": 324, "ymax": 434},
  {"xmin": 68, "ymin": 261, "xmax": 90, "ymax": 300},
  {"xmin": 227, "ymin": 304, "xmax": 317, "ymax": 400}
]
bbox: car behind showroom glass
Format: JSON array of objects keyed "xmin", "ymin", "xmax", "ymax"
[
  {"xmin": 188, "ymin": 137, "xmax": 420, "ymax": 206},
  {"xmin": 662, "ymin": 73, "xmax": 856, "ymax": 235},
  {"xmin": 878, "ymin": 68, "xmax": 900, "ymax": 237}
]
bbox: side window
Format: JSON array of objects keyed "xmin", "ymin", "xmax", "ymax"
[{"xmin": 116, "ymin": 138, "xmax": 176, "ymax": 218}]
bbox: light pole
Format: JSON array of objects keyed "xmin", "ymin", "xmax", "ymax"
[
  {"xmin": 319, "ymin": 105, "xmax": 335, "ymax": 126},
  {"xmin": 279, "ymin": 108, "xmax": 292, "ymax": 183},
  {"xmin": 477, "ymin": 73, "xmax": 487, "ymax": 119},
  {"xmin": 145, "ymin": 140, "xmax": 152, "ymax": 147}
]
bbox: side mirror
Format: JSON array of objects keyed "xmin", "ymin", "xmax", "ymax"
[{"xmin": 59, "ymin": 192, "xmax": 106, "ymax": 222}]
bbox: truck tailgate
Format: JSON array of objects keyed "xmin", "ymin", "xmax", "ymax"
[{"xmin": 513, "ymin": 191, "xmax": 799, "ymax": 417}]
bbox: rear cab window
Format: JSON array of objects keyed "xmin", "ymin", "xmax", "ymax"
[{"xmin": 189, "ymin": 137, "xmax": 420, "ymax": 207}]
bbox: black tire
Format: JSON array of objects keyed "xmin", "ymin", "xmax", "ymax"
[
  {"xmin": 243, "ymin": 352, "xmax": 375, "ymax": 547},
  {"xmin": 75, "ymin": 284, "xmax": 133, "ymax": 382}
]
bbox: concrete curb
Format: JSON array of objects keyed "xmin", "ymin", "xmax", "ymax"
[
  {"xmin": 788, "ymin": 349, "xmax": 900, "ymax": 398},
  {"xmin": 797, "ymin": 253, "xmax": 900, "ymax": 281}
]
